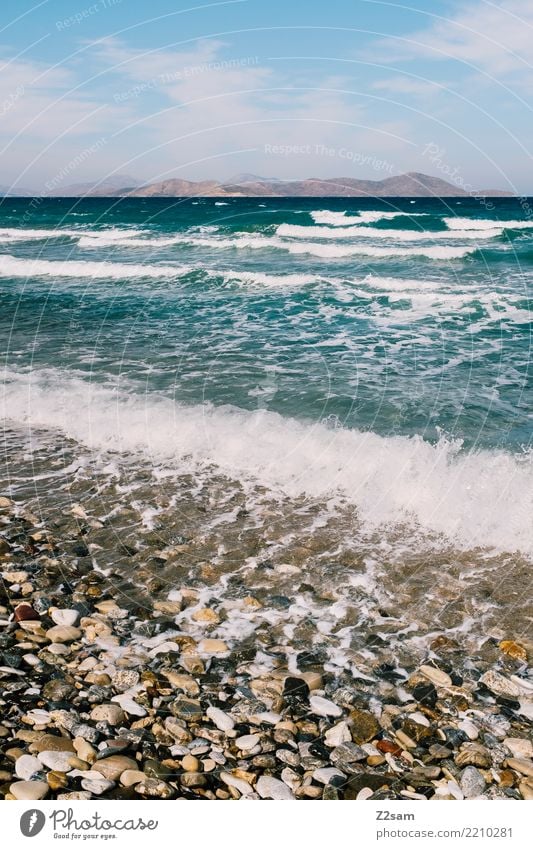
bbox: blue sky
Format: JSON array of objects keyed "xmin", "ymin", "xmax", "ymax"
[{"xmin": 1, "ymin": 0, "xmax": 532, "ymax": 192}]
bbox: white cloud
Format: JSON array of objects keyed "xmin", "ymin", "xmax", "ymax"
[{"xmin": 369, "ymin": 0, "xmax": 533, "ymax": 77}]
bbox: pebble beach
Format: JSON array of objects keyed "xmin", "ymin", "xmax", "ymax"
[{"xmin": 1, "ymin": 489, "xmax": 532, "ymax": 803}]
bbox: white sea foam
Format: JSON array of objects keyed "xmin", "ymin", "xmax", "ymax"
[
  {"xmin": 2, "ymin": 368, "xmax": 532, "ymax": 558},
  {"xmin": 188, "ymin": 235, "xmax": 475, "ymax": 259},
  {"xmin": 0, "ymin": 254, "xmax": 189, "ymax": 280},
  {"xmin": 276, "ymin": 224, "xmax": 502, "ymax": 241},
  {"xmin": 310, "ymin": 210, "xmax": 426, "ymax": 226},
  {"xmin": 444, "ymin": 217, "xmax": 533, "ymax": 231},
  {"xmin": 0, "ymin": 227, "xmax": 144, "ymax": 244}
]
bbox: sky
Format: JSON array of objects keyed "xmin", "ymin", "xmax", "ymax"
[{"xmin": 1, "ymin": 0, "xmax": 532, "ymax": 193}]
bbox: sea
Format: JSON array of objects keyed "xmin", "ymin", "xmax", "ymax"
[{"xmin": 0, "ymin": 196, "xmax": 531, "ymax": 658}]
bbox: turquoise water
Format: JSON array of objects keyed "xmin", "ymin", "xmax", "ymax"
[{"xmin": 1, "ymin": 196, "xmax": 532, "ymax": 556}]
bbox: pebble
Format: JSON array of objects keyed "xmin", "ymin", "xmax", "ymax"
[
  {"xmin": 90, "ymin": 704, "xmax": 125, "ymax": 725},
  {"xmin": 135, "ymin": 778, "xmax": 173, "ymax": 798},
  {"xmin": 480, "ymin": 671, "xmax": 522, "ymax": 699},
  {"xmin": 38, "ymin": 750, "xmax": 79, "ymax": 771},
  {"xmin": 220, "ymin": 771, "xmax": 254, "ymax": 796},
  {"xmin": 313, "ymin": 767, "xmax": 346, "ymax": 785},
  {"xmin": 236, "ymin": 733, "xmax": 260, "ymax": 751},
  {"xmin": 460, "ymin": 766, "xmax": 486, "ymax": 798},
  {"xmin": 81, "ymin": 777, "xmax": 115, "ymax": 795},
  {"xmin": 505, "ymin": 738, "xmax": 533, "ymax": 759},
  {"xmin": 325, "ymin": 721, "xmax": 351, "ymax": 747},
  {"xmin": 506, "ymin": 758, "xmax": 533, "ymax": 777},
  {"xmin": 111, "ymin": 694, "xmax": 147, "ymax": 717},
  {"xmin": 120, "ymin": 769, "xmax": 147, "ymax": 787},
  {"xmin": 419, "ymin": 665, "xmax": 452, "ymax": 688},
  {"xmin": 51, "ymin": 608, "xmax": 79, "ymax": 627},
  {"xmin": 519, "ymin": 779, "xmax": 533, "ymax": 800},
  {"xmin": 10, "ymin": 780, "xmax": 49, "ymax": 800},
  {"xmin": 256, "ymin": 775, "xmax": 295, "ymax": 800},
  {"xmin": 45, "ymin": 625, "xmax": 81, "ymax": 643},
  {"xmin": 15, "ymin": 754, "xmax": 41, "ymax": 780},
  {"xmin": 455, "ymin": 743, "xmax": 492, "ymax": 768},
  {"xmin": 458, "ymin": 719, "xmax": 479, "ymax": 740},
  {"xmin": 171, "ymin": 697, "xmax": 203, "ymax": 721},
  {"xmin": 91, "ymin": 755, "xmax": 137, "ymax": 780},
  {"xmin": 309, "ymin": 696, "xmax": 343, "ymax": 718},
  {"xmin": 182, "ymin": 754, "xmax": 199, "ymax": 772},
  {"xmin": 349, "ymin": 709, "xmax": 380, "ymax": 744},
  {"xmin": 206, "ymin": 706, "xmax": 234, "ymax": 731},
  {"xmin": 198, "ymin": 639, "xmax": 228, "ymax": 653}
]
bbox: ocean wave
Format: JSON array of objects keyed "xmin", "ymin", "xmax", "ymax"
[
  {"xmin": 310, "ymin": 210, "xmax": 427, "ymax": 226},
  {"xmin": 0, "ymin": 254, "xmax": 189, "ymax": 280},
  {"xmin": 188, "ymin": 235, "xmax": 475, "ymax": 259},
  {"xmin": 444, "ymin": 217, "xmax": 533, "ymax": 231},
  {"xmin": 0, "ymin": 227, "xmax": 146, "ymax": 244},
  {"xmin": 276, "ymin": 223, "xmax": 503, "ymax": 241},
  {"xmin": 2, "ymin": 368, "xmax": 532, "ymax": 558}
]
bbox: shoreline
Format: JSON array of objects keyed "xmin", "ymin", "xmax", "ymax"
[{"xmin": 1, "ymin": 494, "xmax": 532, "ymax": 802}]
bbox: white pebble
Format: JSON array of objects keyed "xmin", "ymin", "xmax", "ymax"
[
  {"xmin": 256, "ymin": 775, "xmax": 295, "ymax": 800},
  {"xmin": 15, "ymin": 755, "xmax": 41, "ymax": 780},
  {"xmin": 206, "ymin": 706, "xmax": 234, "ymax": 731},
  {"xmin": 51, "ymin": 608, "xmax": 79, "ymax": 627},
  {"xmin": 310, "ymin": 696, "xmax": 342, "ymax": 718}
]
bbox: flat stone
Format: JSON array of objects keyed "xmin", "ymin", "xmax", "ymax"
[
  {"xmin": 120, "ymin": 769, "xmax": 147, "ymax": 787},
  {"xmin": 111, "ymin": 694, "xmax": 147, "ymax": 717},
  {"xmin": 15, "ymin": 754, "xmax": 41, "ymax": 780},
  {"xmin": 90, "ymin": 755, "xmax": 137, "ymax": 780},
  {"xmin": 309, "ymin": 696, "xmax": 342, "ymax": 718},
  {"xmin": 220, "ymin": 771, "xmax": 254, "ymax": 796},
  {"xmin": 51, "ymin": 608, "xmax": 79, "ymax": 627},
  {"xmin": 419, "ymin": 665, "xmax": 452, "ymax": 688},
  {"xmin": 349, "ymin": 709, "xmax": 380, "ymax": 744},
  {"xmin": 460, "ymin": 766, "xmax": 486, "ymax": 798},
  {"xmin": 45, "ymin": 625, "xmax": 81, "ymax": 643},
  {"xmin": 198, "ymin": 639, "xmax": 228, "ymax": 654},
  {"xmin": 206, "ymin": 706, "xmax": 234, "ymax": 731},
  {"xmin": 10, "ymin": 780, "xmax": 48, "ymax": 800},
  {"xmin": 236, "ymin": 734, "xmax": 260, "ymax": 751},
  {"xmin": 31, "ymin": 735, "xmax": 75, "ymax": 754},
  {"xmin": 81, "ymin": 777, "xmax": 115, "ymax": 795},
  {"xmin": 505, "ymin": 738, "xmax": 533, "ymax": 759},
  {"xmin": 506, "ymin": 758, "xmax": 533, "ymax": 777},
  {"xmin": 38, "ymin": 750, "xmax": 80, "ymax": 772},
  {"xmin": 256, "ymin": 775, "xmax": 295, "ymax": 800},
  {"xmin": 313, "ymin": 767, "xmax": 346, "ymax": 785},
  {"xmin": 171, "ymin": 697, "xmax": 203, "ymax": 721},
  {"xmin": 480, "ymin": 671, "xmax": 522, "ymax": 699},
  {"xmin": 90, "ymin": 704, "xmax": 125, "ymax": 725}
]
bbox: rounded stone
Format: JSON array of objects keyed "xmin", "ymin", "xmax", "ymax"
[
  {"xmin": 45, "ymin": 625, "xmax": 81, "ymax": 643},
  {"xmin": 15, "ymin": 754, "xmax": 41, "ymax": 780},
  {"xmin": 10, "ymin": 780, "xmax": 48, "ymax": 800},
  {"xmin": 90, "ymin": 755, "xmax": 137, "ymax": 781},
  {"xmin": 90, "ymin": 704, "xmax": 125, "ymax": 725},
  {"xmin": 51, "ymin": 608, "xmax": 80, "ymax": 627}
]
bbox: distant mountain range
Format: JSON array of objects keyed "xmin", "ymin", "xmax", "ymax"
[{"xmin": 0, "ymin": 172, "xmax": 514, "ymax": 198}]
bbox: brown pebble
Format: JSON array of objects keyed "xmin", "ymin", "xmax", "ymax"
[{"xmin": 14, "ymin": 603, "xmax": 40, "ymax": 622}]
